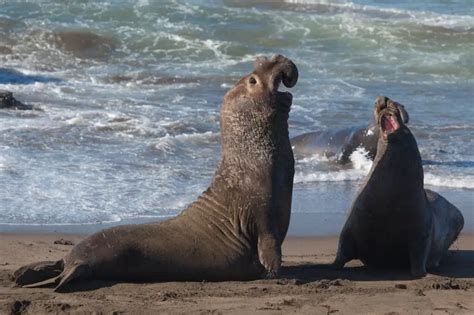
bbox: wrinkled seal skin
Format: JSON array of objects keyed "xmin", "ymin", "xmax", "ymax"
[
  {"xmin": 14, "ymin": 55, "xmax": 298, "ymax": 292},
  {"xmin": 291, "ymin": 96, "xmax": 409, "ymax": 163},
  {"xmin": 333, "ymin": 97, "xmax": 464, "ymax": 277}
]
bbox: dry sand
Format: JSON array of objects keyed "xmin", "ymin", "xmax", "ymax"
[{"xmin": 0, "ymin": 232, "xmax": 472, "ymax": 314}]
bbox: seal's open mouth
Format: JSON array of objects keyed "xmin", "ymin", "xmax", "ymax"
[{"xmin": 381, "ymin": 114, "xmax": 399, "ymax": 138}]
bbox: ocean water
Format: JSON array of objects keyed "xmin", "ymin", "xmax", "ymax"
[{"xmin": 0, "ymin": 0, "xmax": 472, "ymax": 233}]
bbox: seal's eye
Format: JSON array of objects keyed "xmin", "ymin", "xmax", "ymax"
[{"xmin": 249, "ymin": 76, "xmax": 257, "ymax": 85}]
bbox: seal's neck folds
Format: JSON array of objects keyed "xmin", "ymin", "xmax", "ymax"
[
  {"xmin": 211, "ymin": 54, "xmax": 297, "ymax": 189},
  {"xmin": 371, "ymin": 126, "xmax": 424, "ymax": 190},
  {"xmin": 220, "ymin": 110, "xmax": 290, "ymax": 164}
]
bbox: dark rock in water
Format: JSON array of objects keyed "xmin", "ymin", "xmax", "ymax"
[
  {"xmin": 0, "ymin": 46, "xmax": 12, "ymax": 54},
  {"xmin": 51, "ymin": 30, "xmax": 118, "ymax": 60},
  {"xmin": 0, "ymin": 91, "xmax": 33, "ymax": 110}
]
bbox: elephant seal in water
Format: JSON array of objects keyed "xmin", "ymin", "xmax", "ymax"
[
  {"xmin": 0, "ymin": 91, "xmax": 33, "ymax": 110},
  {"xmin": 14, "ymin": 55, "xmax": 298, "ymax": 291},
  {"xmin": 333, "ymin": 96, "xmax": 464, "ymax": 277},
  {"xmin": 291, "ymin": 96, "xmax": 409, "ymax": 163}
]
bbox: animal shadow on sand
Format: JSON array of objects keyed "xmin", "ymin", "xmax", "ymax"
[
  {"xmin": 281, "ymin": 249, "xmax": 474, "ymax": 283},
  {"xmin": 6, "ymin": 250, "xmax": 473, "ymax": 292}
]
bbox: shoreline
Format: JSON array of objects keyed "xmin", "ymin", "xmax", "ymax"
[
  {"xmin": 0, "ymin": 212, "xmax": 347, "ymax": 237},
  {"xmin": 1, "ymin": 210, "xmax": 471, "ymax": 237},
  {"xmin": 2, "ymin": 181, "xmax": 471, "ymax": 237}
]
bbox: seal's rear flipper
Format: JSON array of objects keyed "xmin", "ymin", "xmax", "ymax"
[
  {"xmin": 23, "ymin": 274, "xmax": 62, "ymax": 288},
  {"xmin": 54, "ymin": 264, "xmax": 89, "ymax": 292},
  {"xmin": 19, "ymin": 264, "xmax": 86, "ymax": 293},
  {"xmin": 14, "ymin": 260, "xmax": 64, "ymax": 287}
]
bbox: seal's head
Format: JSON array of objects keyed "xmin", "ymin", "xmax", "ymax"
[
  {"xmin": 223, "ymin": 55, "xmax": 297, "ymax": 115},
  {"xmin": 374, "ymin": 96, "xmax": 409, "ymax": 142},
  {"xmin": 220, "ymin": 55, "xmax": 298, "ymax": 156}
]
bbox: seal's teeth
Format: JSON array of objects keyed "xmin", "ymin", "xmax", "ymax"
[{"xmin": 381, "ymin": 114, "xmax": 399, "ymax": 135}]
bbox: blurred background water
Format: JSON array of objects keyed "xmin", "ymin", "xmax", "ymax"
[{"xmin": 0, "ymin": 0, "xmax": 472, "ymax": 234}]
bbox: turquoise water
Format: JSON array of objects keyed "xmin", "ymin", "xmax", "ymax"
[{"xmin": 0, "ymin": 0, "xmax": 472, "ymax": 232}]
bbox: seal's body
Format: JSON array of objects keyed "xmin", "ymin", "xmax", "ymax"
[
  {"xmin": 0, "ymin": 91, "xmax": 33, "ymax": 110},
  {"xmin": 14, "ymin": 55, "xmax": 298, "ymax": 291},
  {"xmin": 291, "ymin": 99, "xmax": 409, "ymax": 163},
  {"xmin": 333, "ymin": 96, "xmax": 463, "ymax": 276}
]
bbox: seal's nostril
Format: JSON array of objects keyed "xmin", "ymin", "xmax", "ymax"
[
  {"xmin": 249, "ymin": 76, "xmax": 257, "ymax": 85},
  {"xmin": 252, "ymin": 55, "xmax": 298, "ymax": 89}
]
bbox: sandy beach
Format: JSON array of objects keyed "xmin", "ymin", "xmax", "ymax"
[{"xmin": 0, "ymin": 232, "xmax": 472, "ymax": 314}]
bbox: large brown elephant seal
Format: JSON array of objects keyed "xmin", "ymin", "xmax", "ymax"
[
  {"xmin": 14, "ymin": 55, "xmax": 298, "ymax": 291},
  {"xmin": 291, "ymin": 96, "xmax": 409, "ymax": 163},
  {"xmin": 333, "ymin": 96, "xmax": 464, "ymax": 277}
]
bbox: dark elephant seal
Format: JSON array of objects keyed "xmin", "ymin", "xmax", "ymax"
[
  {"xmin": 333, "ymin": 96, "xmax": 464, "ymax": 277},
  {"xmin": 0, "ymin": 91, "xmax": 33, "ymax": 110},
  {"xmin": 291, "ymin": 96, "xmax": 409, "ymax": 163},
  {"xmin": 14, "ymin": 55, "xmax": 298, "ymax": 291}
]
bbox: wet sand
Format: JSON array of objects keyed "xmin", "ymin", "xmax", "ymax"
[{"xmin": 0, "ymin": 232, "xmax": 473, "ymax": 314}]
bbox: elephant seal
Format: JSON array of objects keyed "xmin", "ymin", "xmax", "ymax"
[
  {"xmin": 291, "ymin": 96, "xmax": 409, "ymax": 163},
  {"xmin": 333, "ymin": 96, "xmax": 464, "ymax": 277},
  {"xmin": 14, "ymin": 55, "xmax": 298, "ymax": 291},
  {"xmin": 0, "ymin": 91, "xmax": 33, "ymax": 110}
]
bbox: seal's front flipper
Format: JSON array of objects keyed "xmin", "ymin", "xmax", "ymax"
[
  {"xmin": 332, "ymin": 252, "xmax": 350, "ymax": 270},
  {"xmin": 14, "ymin": 260, "xmax": 64, "ymax": 287},
  {"xmin": 332, "ymin": 226, "xmax": 356, "ymax": 270},
  {"xmin": 409, "ymin": 230, "xmax": 431, "ymax": 278},
  {"xmin": 258, "ymin": 234, "xmax": 281, "ymax": 278}
]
